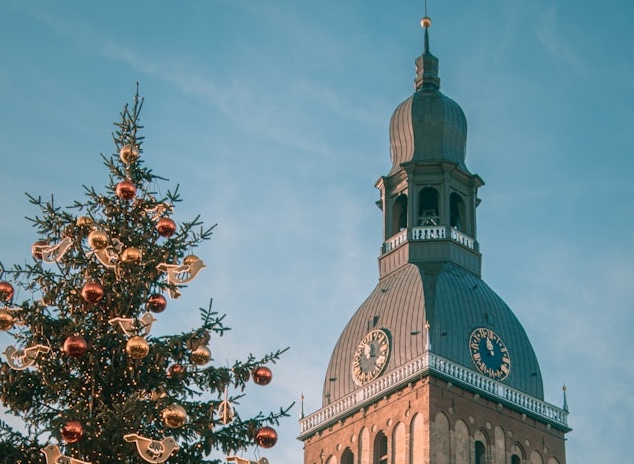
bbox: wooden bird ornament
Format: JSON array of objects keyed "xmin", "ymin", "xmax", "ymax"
[
  {"xmin": 33, "ymin": 237, "xmax": 73, "ymax": 263},
  {"xmin": 227, "ymin": 457, "xmax": 270, "ymax": 464},
  {"xmin": 108, "ymin": 312, "xmax": 156, "ymax": 337},
  {"xmin": 2, "ymin": 344, "xmax": 50, "ymax": 370},
  {"xmin": 41, "ymin": 444, "xmax": 91, "ymax": 464},
  {"xmin": 123, "ymin": 433, "xmax": 179, "ymax": 463}
]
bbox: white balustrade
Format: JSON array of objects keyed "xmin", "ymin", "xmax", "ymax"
[{"xmin": 298, "ymin": 351, "xmax": 568, "ymax": 437}]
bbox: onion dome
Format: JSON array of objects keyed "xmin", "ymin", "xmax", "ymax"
[{"xmin": 389, "ymin": 19, "xmax": 468, "ymax": 173}]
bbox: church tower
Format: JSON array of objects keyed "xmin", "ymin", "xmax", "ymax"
[{"xmin": 298, "ymin": 16, "xmax": 570, "ymax": 464}]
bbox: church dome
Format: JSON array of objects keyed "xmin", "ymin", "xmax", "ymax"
[
  {"xmin": 388, "ymin": 27, "xmax": 468, "ymax": 174},
  {"xmin": 389, "ymin": 90, "xmax": 468, "ymax": 173},
  {"xmin": 322, "ymin": 263, "xmax": 544, "ymax": 405}
]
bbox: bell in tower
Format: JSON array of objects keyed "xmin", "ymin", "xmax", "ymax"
[{"xmin": 299, "ymin": 14, "xmax": 570, "ymax": 464}]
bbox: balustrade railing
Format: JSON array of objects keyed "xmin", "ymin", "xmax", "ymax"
[
  {"xmin": 382, "ymin": 226, "xmax": 475, "ymax": 254},
  {"xmin": 298, "ymin": 352, "xmax": 568, "ymax": 438}
]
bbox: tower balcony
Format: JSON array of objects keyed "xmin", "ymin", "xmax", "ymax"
[
  {"xmin": 382, "ymin": 226, "xmax": 476, "ymax": 254},
  {"xmin": 298, "ymin": 351, "xmax": 570, "ymax": 440}
]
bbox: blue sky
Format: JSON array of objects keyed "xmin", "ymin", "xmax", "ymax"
[{"xmin": 1, "ymin": 1, "xmax": 633, "ymax": 462}]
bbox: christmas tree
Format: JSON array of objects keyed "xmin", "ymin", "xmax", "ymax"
[{"xmin": 0, "ymin": 89, "xmax": 291, "ymax": 464}]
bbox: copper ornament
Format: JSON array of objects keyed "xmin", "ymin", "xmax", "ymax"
[
  {"xmin": 146, "ymin": 293, "xmax": 167, "ymax": 313},
  {"xmin": 63, "ymin": 335, "xmax": 88, "ymax": 358},
  {"xmin": 76, "ymin": 216, "xmax": 94, "ymax": 227},
  {"xmin": 0, "ymin": 281, "xmax": 14, "ymax": 302},
  {"xmin": 156, "ymin": 217, "xmax": 177, "ymax": 238},
  {"xmin": 255, "ymin": 426, "xmax": 278, "ymax": 448},
  {"xmin": 252, "ymin": 366, "xmax": 273, "ymax": 386},
  {"xmin": 116, "ymin": 180, "xmax": 137, "ymax": 200},
  {"xmin": 61, "ymin": 420, "xmax": 84, "ymax": 444},
  {"xmin": 81, "ymin": 281, "xmax": 104, "ymax": 303}
]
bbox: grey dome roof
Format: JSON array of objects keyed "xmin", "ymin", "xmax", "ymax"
[
  {"xmin": 322, "ymin": 263, "xmax": 544, "ymax": 405},
  {"xmin": 389, "ymin": 84, "xmax": 468, "ymax": 174}
]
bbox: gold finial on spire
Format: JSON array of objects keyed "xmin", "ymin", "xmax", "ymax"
[{"xmin": 421, "ymin": 0, "xmax": 431, "ymax": 28}]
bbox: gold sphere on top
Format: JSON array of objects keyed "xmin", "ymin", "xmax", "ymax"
[{"xmin": 421, "ymin": 16, "xmax": 432, "ymax": 28}]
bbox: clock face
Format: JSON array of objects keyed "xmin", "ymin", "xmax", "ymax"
[
  {"xmin": 469, "ymin": 327, "xmax": 511, "ymax": 381},
  {"xmin": 351, "ymin": 329, "xmax": 390, "ymax": 385}
]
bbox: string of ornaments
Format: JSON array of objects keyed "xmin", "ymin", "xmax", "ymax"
[{"xmin": 0, "ymin": 143, "xmax": 279, "ymax": 464}]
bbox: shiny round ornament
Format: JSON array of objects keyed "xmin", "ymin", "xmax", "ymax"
[
  {"xmin": 116, "ymin": 180, "xmax": 137, "ymax": 200},
  {"xmin": 31, "ymin": 240, "xmax": 47, "ymax": 260},
  {"xmin": 156, "ymin": 218, "xmax": 177, "ymax": 238},
  {"xmin": 0, "ymin": 281, "xmax": 14, "ymax": 302},
  {"xmin": 190, "ymin": 345, "xmax": 211, "ymax": 366},
  {"xmin": 121, "ymin": 247, "xmax": 142, "ymax": 264},
  {"xmin": 81, "ymin": 282, "xmax": 104, "ymax": 303},
  {"xmin": 119, "ymin": 144, "xmax": 139, "ymax": 164},
  {"xmin": 167, "ymin": 363, "xmax": 186, "ymax": 380},
  {"xmin": 255, "ymin": 426, "xmax": 278, "ymax": 448},
  {"xmin": 0, "ymin": 309, "xmax": 15, "ymax": 331},
  {"xmin": 146, "ymin": 294, "xmax": 167, "ymax": 313},
  {"xmin": 183, "ymin": 254, "xmax": 199, "ymax": 266},
  {"xmin": 162, "ymin": 404, "xmax": 187, "ymax": 428},
  {"xmin": 63, "ymin": 335, "xmax": 88, "ymax": 358},
  {"xmin": 126, "ymin": 336, "xmax": 150, "ymax": 359},
  {"xmin": 252, "ymin": 366, "xmax": 273, "ymax": 386},
  {"xmin": 88, "ymin": 230, "xmax": 109, "ymax": 251},
  {"xmin": 61, "ymin": 420, "xmax": 84, "ymax": 444},
  {"xmin": 76, "ymin": 216, "xmax": 93, "ymax": 227}
]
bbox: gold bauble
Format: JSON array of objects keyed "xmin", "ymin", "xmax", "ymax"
[
  {"xmin": 76, "ymin": 216, "xmax": 93, "ymax": 227},
  {"xmin": 88, "ymin": 230, "xmax": 109, "ymax": 251},
  {"xmin": 183, "ymin": 255, "xmax": 199, "ymax": 266},
  {"xmin": 162, "ymin": 404, "xmax": 187, "ymax": 428},
  {"xmin": 0, "ymin": 309, "xmax": 15, "ymax": 331},
  {"xmin": 126, "ymin": 336, "xmax": 150, "ymax": 359},
  {"xmin": 119, "ymin": 144, "xmax": 140, "ymax": 165},
  {"xmin": 121, "ymin": 247, "xmax": 142, "ymax": 264},
  {"xmin": 190, "ymin": 345, "xmax": 211, "ymax": 366}
]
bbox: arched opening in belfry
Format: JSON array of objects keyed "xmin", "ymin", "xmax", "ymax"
[
  {"xmin": 341, "ymin": 447, "xmax": 354, "ymax": 464},
  {"xmin": 511, "ymin": 456, "xmax": 522, "ymax": 464},
  {"xmin": 450, "ymin": 192, "xmax": 466, "ymax": 232},
  {"xmin": 374, "ymin": 432, "xmax": 388, "ymax": 464},
  {"xmin": 474, "ymin": 441, "xmax": 486, "ymax": 464},
  {"xmin": 392, "ymin": 194, "xmax": 408, "ymax": 236},
  {"xmin": 418, "ymin": 187, "xmax": 439, "ymax": 226}
]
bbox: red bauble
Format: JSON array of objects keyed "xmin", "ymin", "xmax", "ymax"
[
  {"xmin": 167, "ymin": 363, "xmax": 186, "ymax": 380},
  {"xmin": 81, "ymin": 282, "xmax": 104, "ymax": 303},
  {"xmin": 146, "ymin": 294, "xmax": 167, "ymax": 313},
  {"xmin": 255, "ymin": 426, "xmax": 278, "ymax": 448},
  {"xmin": 61, "ymin": 420, "xmax": 84, "ymax": 443},
  {"xmin": 252, "ymin": 366, "xmax": 273, "ymax": 386},
  {"xmin": 116, "ymin": 180, "xmax": 137, "ymax": 200},
  {"xmin": 31, "ymin": 240, "xmax": 47, "ymax": 260},
  {"xmin": 0, "ymin": 281, "xmax": 14, "ymax": 302},
  {"xmin": 63, "ymin": 335, "xmax": 88, "ymax": 358},
  {"xmin": 156, "ymin": 218, "xmax": 177, "ymax": 238}
]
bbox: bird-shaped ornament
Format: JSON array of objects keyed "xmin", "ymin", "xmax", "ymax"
[
  {"xmin": 226, "ymin": 456, "xmax": 270, "ymax": 464},
  {"xmin": 2, "ymin": 344, "xmax": 50, "ymax": 370},
  {"xmin": 90, "ymin": 238, "xmax": 124, "ymax": 269},
  {"xmin": 109, "ymin": 312, "xmax": 156, "ymax": 337},
  {"xmin": 146, "ymin": 203, "xmax": 173, "ymax": 221},
  {"xmin": 34, "ymin": 237, "xmax": 73, "ymax": 263},
  {"xmin": 156, "ymin": 257, "xmax": 206, "ymax": 285},
  {"xmin": 123, "ymin": 434, "xmax": 179, "ymax": 463},
  {"xmin": 41, "ymin": 444, "xmax": 91, "ymax": 464}
]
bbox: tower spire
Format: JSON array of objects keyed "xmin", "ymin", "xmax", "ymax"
[{"xmin": 414, "ymin": 13, "xmax": 439, "ymax": 90}]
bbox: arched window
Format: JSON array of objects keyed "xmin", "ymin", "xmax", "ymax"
[
  {"xmin": 474, "ymin": 441, "xmax": 486, "ymax": 464},
  {"xmin": 418, "ymin": 187, "xmax": 439, "ymax": 226},
  {"xmin": 392, "ymin": 194, "xmax": 408, "ymax": 235},
  {"xmin": 374, "ymin": 432, "xmax": 388, "ymax": 464},
  {"xmin": 449, "ymin": 192, "xmax": 465, "ymax": 231},
  {"xmin": 342, "ymin": 447, "xmax": 354, "ymax": 464}
]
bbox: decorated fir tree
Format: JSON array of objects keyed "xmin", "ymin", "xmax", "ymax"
[{"xmin": 0, "ymin": 90, "xmax": 290, "ymax": 464}]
